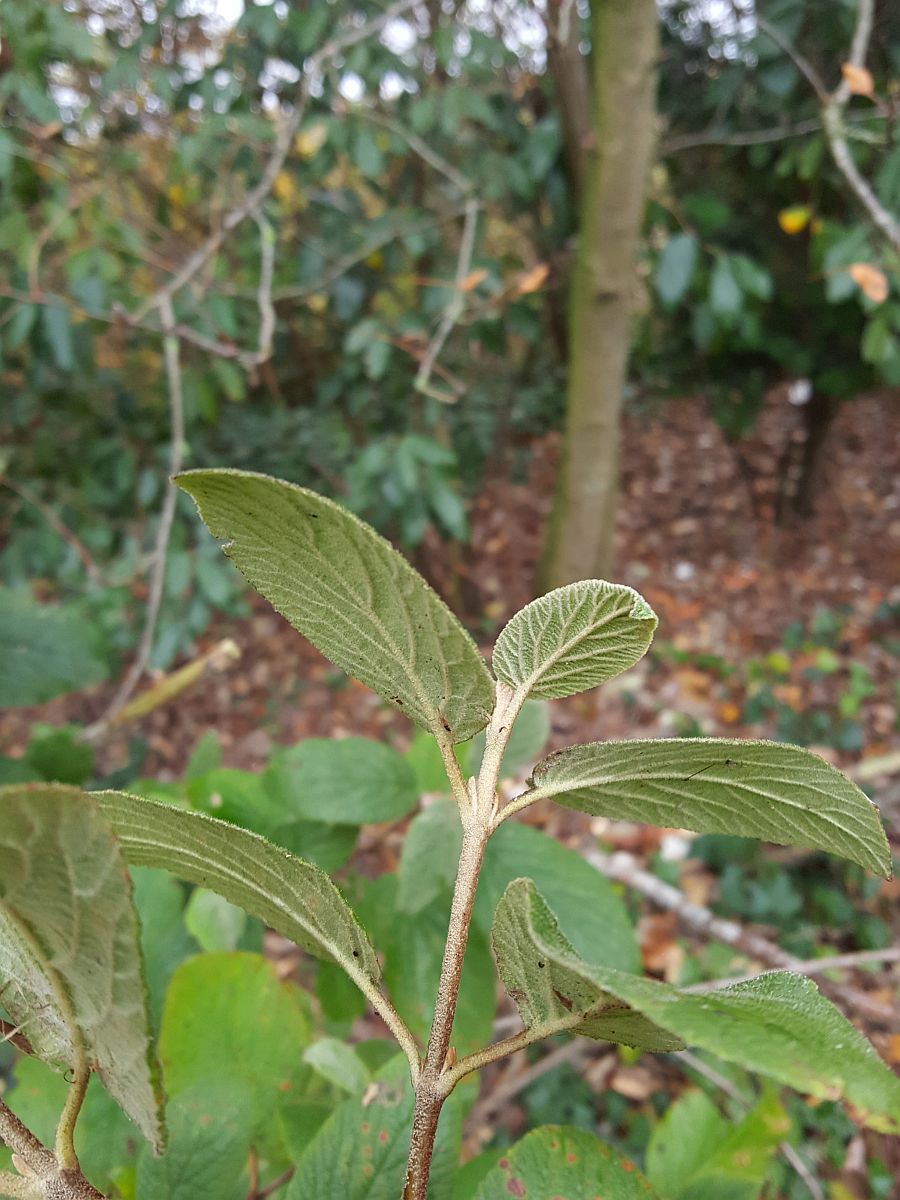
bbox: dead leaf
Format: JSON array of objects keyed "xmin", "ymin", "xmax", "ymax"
[
  {"xmin": 460, "ymin": 268, "xmax": 488, "ymax": 292},
  {"xmin": 848, "ymin": 262, "xmax": 889, "ymax": 303},
  {"xmin": 610, "ymin": 1066, "xmax": 657, "ymax": 1101},
  {"xmin": 514, "ymin": 263, "xmax": 550, "ymax": 296},
  {"xmin": 841, "ymin": 63, "xmax": 874, "ymax": 97}
]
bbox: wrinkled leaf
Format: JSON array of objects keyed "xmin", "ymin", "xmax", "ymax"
[
  {"xmin": 492, "ymin": 581, "xmax": 656, "ymax": 700},
  {"xmin": 473, "ymin": 1126, "xmax": 659, "ymax": 1199},
  {"xmin": 0, "ymin": 784, "xmax": 163, "ymax": 1150},
  {"xmin": 96, "ymin": 790, "xmax": 380, "ymax": 980},
  {"xmin": 494, "ymin": 880, "xmax": 900, "ymax": 1131},
  {"xmin": 176, "ymin": 469, "xmax": 494, "ymax": 741},
  {"xmin": 136, "ymin": 1084, "xmax": 248, "ymax": 1200},
  {"xmin": 529, "ymin": 738, "xmax": 890, "ymax": 876},
  {"xmin": 492, "ymin": 878, "xmax": 681, "ymax": 1051}
]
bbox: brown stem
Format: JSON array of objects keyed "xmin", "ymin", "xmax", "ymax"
[{"xmin": 402, "ymin": 820, "xmax": 488, "ymax": 1200}]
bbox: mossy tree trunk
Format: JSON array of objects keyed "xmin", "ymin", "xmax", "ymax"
[{"xmin": 541, "ymin": 0, "xmax": 659, "ymax": 588}]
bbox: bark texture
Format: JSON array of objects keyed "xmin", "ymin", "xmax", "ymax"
[{"xmin": 542, "ymin": 0, "xmax": 659, "ymax": 587}]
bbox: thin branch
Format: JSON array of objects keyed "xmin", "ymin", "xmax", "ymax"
[
  {"xmin": 755, "ymin": 15, "xmax": 827, "ymax": 102},
  {"xmin": 467, "ymin": 1041, "xmax": 602, "ymax": 1129},
  {"xmin": 256, "ymin": 1167, "xmax": 295, "ymax": 1199},
  {"xmin": 414, "ymin": 198, "xmax": 479, "ymax": 403},
  {"xmin": 585, "ymin": 848, "xmax": 897, "ymax": 1028},
  {"xmin": 359, "ymin": 110, "xmax": 473, "ymax": 196},
  {"xmin": 83, "ymin": 296, "xmax": 185, "ymax": 740},
  {"xmin": 822, "ymin": 0, "xmax": 900, "ymax": 251},
  {"xmin": 129, "ymin": 0, "xmax": 419, "ymax": 325},
  {"xmin": 253, "ymin": 213, "xmax": 277, "ymax": 362},
  {"xmin": 0, "ymin": 1100, "xmax": 54, "ymax": 1177},
  {"xmin": 0, "ymin": 1172, "xmax": 36, "ymax": 1200},
  {"xmin": 689, "ymin": 945, "xmax": 900, "ymax": 990}
]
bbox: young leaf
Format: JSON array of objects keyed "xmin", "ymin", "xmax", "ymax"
[
  {"xmin": 95, "ymin": 790, "xmax": 380, "ymax": 980},
  {"xmin": 494, "ymin": 880, "xmax": 900, "ymax": 1132},
  {"xmin": 492, "ymin": 581, "xmax": 657, "ymax": 700},
  {"xmin": 0, "ymin": 784, "xmax": 164, "ymax": 1151},
  {"xmin": 528, "ymin": 738, "xmax": 891, "ymax": 876},
  {"xmin": 491, "ymin": 878, "xmax": 682, "ymax": 1052},
  {"xmin": 472, "ymin": 1126, "xmax": 659, "ymax": 1199},
  {"xmin": 175, "ymin": 469, "xmax": 494, "ymax": 742}
]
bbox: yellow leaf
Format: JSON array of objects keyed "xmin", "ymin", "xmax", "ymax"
[
  {"xmin": 273, "ymin": 171, "xmax": 298, "ymax": 203},
  {"xmin": 306, "ymin": 293, "xmax": 328, "ymax": 314},
  {"xmin": 365, "ymin": 250, "xmax": 384, "ymax": 270},
  {"xmin": 778, "ymin": 205, "xmax": 811, "ymax": 235},
  {"xmin": 167, "ymin": 183, "xmax": 186, "ymax": 207},
  {"xmin": 514, "ymin": 262, "xmax": 550, "ymax": 295},
  {"xmin": 294, "ymin": 123, "xmax": 328, "ymax": 160},
  {"xmin": 841, "ymin": 62, "xmax": 874, "ymax": 97},
  {"xmin": 848, "ymin": 262, "xmax": 889, "ymax": 303}
]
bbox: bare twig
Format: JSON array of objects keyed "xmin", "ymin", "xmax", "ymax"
[
  {"xmin": 755, "ymin": 15, "xmax": 827, "ymax": 102},
  {"xmin": 129, "ymin": 0, "xmax": 419, "ymax": 327},
  {"xmin": 414, "ymin": 198, "xmax": 479, "ymax": 403},
  {"xmin": 585, "ymin": 848, "xmax": 897, "ymax": 1028},
  {"xmin": 822, "ymin": 0, "xmax": 900, "ymax": 251},
  {"xmin": 83, "ymin": 296, "xmax": 185, "ymax": 740},
  {"xmin": 253, "ymin": 213, "xmax": 277, "ymax": 362}
]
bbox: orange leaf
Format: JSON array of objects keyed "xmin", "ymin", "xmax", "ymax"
[
  {"xmin": 460, "ymin": 268, "xmax": 488, "ymax": 293},
  {"xmin": 514, "ymin": 262, "xmax": 550, "ymax": 296},
  {"xmin": 841, "ymin": 63, "xmax": 874, "ymax": 97},
  {"xmin": 848, "ymin": 262, "xmax": 889, "ymax": 304}
]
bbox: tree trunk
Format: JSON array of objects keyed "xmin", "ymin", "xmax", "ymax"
[{"xmin": 541, "ymin": 0, "xmax": 659, "ymax": 588}]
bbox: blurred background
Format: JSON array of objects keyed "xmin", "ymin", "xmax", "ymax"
[{"xmin": 1, "ymin": 0, "xmax": 899, "ymax": 1196}]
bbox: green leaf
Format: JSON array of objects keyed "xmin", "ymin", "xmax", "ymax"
[
  {"xmin": 265, "ymin": 737, "xmax": 419, "ymax": 824},
  {"xmin": 130, "ymin": 869, "xmax": 199, "ymax": 1030},
  {"xmin": 288, "ymin": 1056, "xmax": 463, "ymax": 1200},
  {"xmin": 25, "ymin": 724, "xmax": 93, "ymax": 785},
  {"xmin": 355, "ymin": 875, "xmax": 494, "ymax": 1054},
  {"xmin": 187, "ymin": 766, "xmax": 358, "ymax": 871},
  {"xmin": 42, "ymin": 304, "xmax": 75, "ymax": 370},
  {"xmin": 159, "ymin": 953, "xmax": 309, "ymax": 1136},
  {"xmin": 136, "ymin": 1084, "xmax": 248, "ymax": 1200},
  {"xmin": 475, "ymin": 822, "xmax": 640, "ymax": 973},
  {"xmin": 175, "ymin": 470, "xmax": 495, "ymax": 742},
  {"xmin": 709, "ymin": 258, "xmax": 744, "ymax": 318},
  {"xmin": 95, "ymin": 790, "xmax": 380, "ymax": 980},
  {"xmin": 0, "ymin": 588, "xmax": 109, "ymax": 706},
  {"xmin": 472, "ymin": 1126, "xmax": 659, "ymax": 1199},
  {"xmin": 303, "ymin": 1037, "xmax": 371, "ymax": 1094},
  {"xmin": 528, "ymin": 738, "xmax": 891, "ymax": 876},
  {"xmin": 0, "ymin": 784, "xmax": 164, "ymax": 1150},
  {"xmin": 183, "ymin": 888, "xmax": 247, "ymax": 951},
  {"xmin": 656, "ymin": 233, "xmax": 699, "ymax": 306},
  {"xmin": 397, "ymin": 799, "xmax": 461, "ymax": 914},
  {"xmin": 492, "ymin": 581, "xmax": 657, "ymax": 700},
  {"xmin": 491, "ymin": 878, "xmax": 681, "ymax": 1051},
  {"xmin": 646, "ymin": 1088, "xmax": 787, "ymax": 1199},
  {"xmin": 493, "ymin": 880, "xmax": 900, "ymax": 1132}
]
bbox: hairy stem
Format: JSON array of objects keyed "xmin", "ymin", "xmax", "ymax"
[
  {"xmin": 54, "ymin": 1061, "xmax": 90, "ymax": 1171},
  {"xmin": 402, "ymin": 818, "xmax": 489, "ymax": 1199}
]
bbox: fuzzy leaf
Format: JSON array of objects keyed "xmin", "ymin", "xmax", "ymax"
[
  {"xmin": 492, "ymin": 581, "xmax": 657, "ymax": 700},
  {"xmin": 492, "ymin": 878, "xmax": 682, "ymax": 1051},
  {"xmin": 176, "ymin": 469, "xmax": 494, "ymax": 742},
  {"xmin": 473, "ymin": 1126, "xmax": 659, "ymax": 1199},
  {"xmin": 529, "ymin": 738, "xmax": 891, "ymax": 876},
  {"xmin": 494, "ymin": 879, "xmax": 900, "ymax": 1132},
  {"xmin": 96, "ymin": 790, "xmax": 379, "ymax": 981},
  {"xmin": 0, "ymin": 784, "xmax": 163, "ymax": 1150}
]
